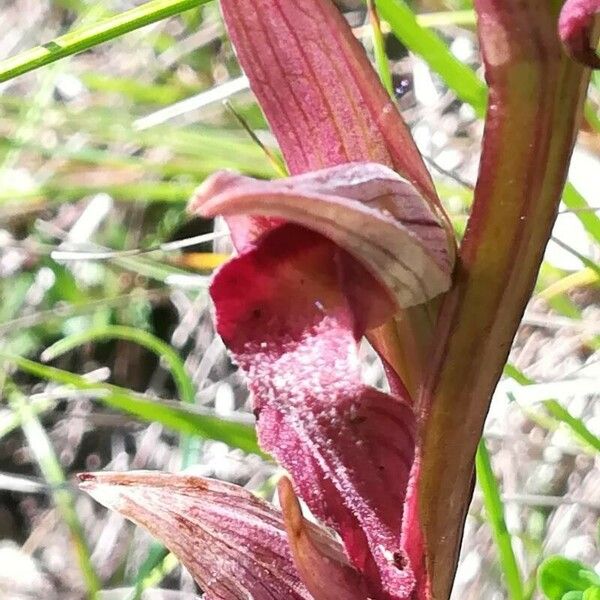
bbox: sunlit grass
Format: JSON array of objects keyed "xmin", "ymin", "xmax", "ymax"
[{"xmin": 0, "ymin": 0, "xmax": 598, "ymax": 597}]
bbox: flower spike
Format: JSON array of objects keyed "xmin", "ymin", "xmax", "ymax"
[
  {"xmin": 77, "ymin": 0, "xmax": 596, "ymax": 598},
  {"xmin": 186, "ymin": 4, "xmax": 457, "ymax": 596}
]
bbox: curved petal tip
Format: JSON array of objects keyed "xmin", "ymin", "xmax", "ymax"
[
  {"xmin": 78, "ymin": 471, "xmax": 314, "ymax": 599},
  {"xmin": 278, "ymin": 477, "xmax": 370, "ymax": 600},
  {"xmin": 559, "ymin": 0, "xmax": 600, "ymax": 68}
]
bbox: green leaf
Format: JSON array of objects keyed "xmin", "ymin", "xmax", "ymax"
[
  {"xmin": 562, "ymin": 183, "xmax": 600, "ymax": 244},
  {"xmin": 476, "ymin": 439, "xmax": 524, "ymax": 600},
  {"xmin": 7, "ymin": 385, "xmax": 100, "ymax": 598},
  {"xmin": 0, "ymin": 0, "xmax": 214, "ymax": 84},
  {"xmin": 583, "ymin": 587, "xmax": 600, "ymax": 600},
  {"xmin": 1, "ymin": 353, "xmax": 262, "ymax": 456},
  {"xmin": 538, "ymin": 556, "xmax": 600, "ymax": 599},
  {"xmin": 45, "ymin": 259, "xmax": 87, "ymax": 304},
  {"xmin": 375, "ymin": 0, "xmax": 487, "ymax": 114},
  {"xmin": 43, "ymin": 325, "xmax": 199, "ymax": 466}
]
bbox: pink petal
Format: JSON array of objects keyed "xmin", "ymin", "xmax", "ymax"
[
  {"xmin": 559, "ymin": 0, "xmax": 600, "ymax": 68},
  {"xmin": 190, "ymin": 169, "xmax": 285, "ymax": 253},
  {"xmin": 211, "ymin": 224, "xmax": 417, "ymax": 599},
  {"xmin": 278, "ymin": 477, "xmax": 369, "ymax": 600},
  {"xmin": 218, "ymin": 0, "xmax": 441, "ymax": 212},
  {"xmin": 191, "ymin": 162, "xmax": 454, "ymax": 310},
  {"xmin": 78, "ymin": 471, "xmax": 313, "ymax": 600}
]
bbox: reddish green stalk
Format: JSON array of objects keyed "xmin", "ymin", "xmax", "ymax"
[{"xmin": 417, "ymin": 2, "xmax": 592, "ymax": 597}]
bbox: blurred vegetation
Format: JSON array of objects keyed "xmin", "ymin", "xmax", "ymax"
[{"xmin": 0, "ymin": 0, "xmax": 598, "ymax": 598}]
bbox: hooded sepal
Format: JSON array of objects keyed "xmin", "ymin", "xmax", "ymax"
[
  {"xmin": 218, "ymin": 0, "xmax": 447, "ymax": 226},
  {"xmin": 191, "ymin": 162, "xmax": 454, "ymax": 310}
]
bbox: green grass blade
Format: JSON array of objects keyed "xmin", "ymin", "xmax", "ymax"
[
  {"xmin": 42, "ymin": 326, "xmax": 194, "ymax": 406},
  {"xmin": 41, "ymin": 328, "xmax": 227, "ymax": 596},
  {"xmin": 0, "ymin": 4, "xmax": 108, "ymax": 178},
  {"xmin": 0, "ymin": 180, "xmax": 197, "ymax": 205},
  {"xmin": 127, "ymin": 551, "xmax": 179, "ymax": 600},
  {"xmin": 539, "ymin": 268, "xmax": 600, "ymax": 303},
  {"xmin": 551, "ymin": 237, "xmax": 600, "ymax": 279},
  {"xmin": 128, "ymin": 542, "xmax": 169, "ymax": 599},
  {"xmin": 0, "ymin": 396, "xmax": 56, "ymax": 441},
  {"xmin": 476, "ymin": 438, "xmax": 525, "ymax": 600},
  {"xmin": 375, "ymin": 0, "xmax": 487, "ymax": 114},
  {"xmin": 416, "ymin": 10, "xmax": 476, "ymax": 28},
  {"xmin": 41, "ymin": 331, "xmax": 258, "ymax": 597},
  {"xmin": 366, "ymin": 0, "xmax": 394, "ymax": 97},
  {"xmin": 584, "ymin": 100, "xmax": 600, "ymax": 132},
  {"xmin": 42, "ymin": 325, "xmax": 198, "ymax": 466},
  {"xmin": 504, "ymin": 364, "xmax": 600, "ymax": 453},
  {"xmin": 81, "ymin": 72, "xmax": 190, "ymax": 105},
  {"xmin": 503, "ymin": 363, "xmax": 534, "ymax": 386},
  {"xmin": 562, "ymin": 182, "xmax": 600, "ymax": 244},
  {"xmin": 544, "ymin": 400, "xmax": 600, "ymax": 453},
  {"xmin": 0, "ymin": 0, "xmax": 212, "ymax": 84},
  {"xmin": 7, "ymin": 385, "xmax": 100, "ymax": 597},
  {"xmin": 2, "ymin": 353, "xmax": 262, "ymax": 455},
  {"xmin": 375, "ymin": 0, "xmax": 595, "ymax": 283}
]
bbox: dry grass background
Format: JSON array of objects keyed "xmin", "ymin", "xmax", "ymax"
[{"xmin": 0, "ymin": 1, "xmax": 598, "ymax": 598}]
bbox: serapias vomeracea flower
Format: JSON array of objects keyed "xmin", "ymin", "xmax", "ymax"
[
  {"xmin": 82, "ymin": 158, "xmax": 454, "ymax": 600},
  {"xmin": 79, "ymin": 0, "xmax": 455, "ymax": 597},
  {"xmin": 191, "ymin": 162, "xmax": 454, "ymax": 598},
  {"xmin": 79, "ymin": 0, "xmax": 598, "ymax": 598}
]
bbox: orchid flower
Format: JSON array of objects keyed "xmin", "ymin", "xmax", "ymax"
[{"xmin": 80, "ymin": 0, "xmax": 597, "ymax": 598}]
